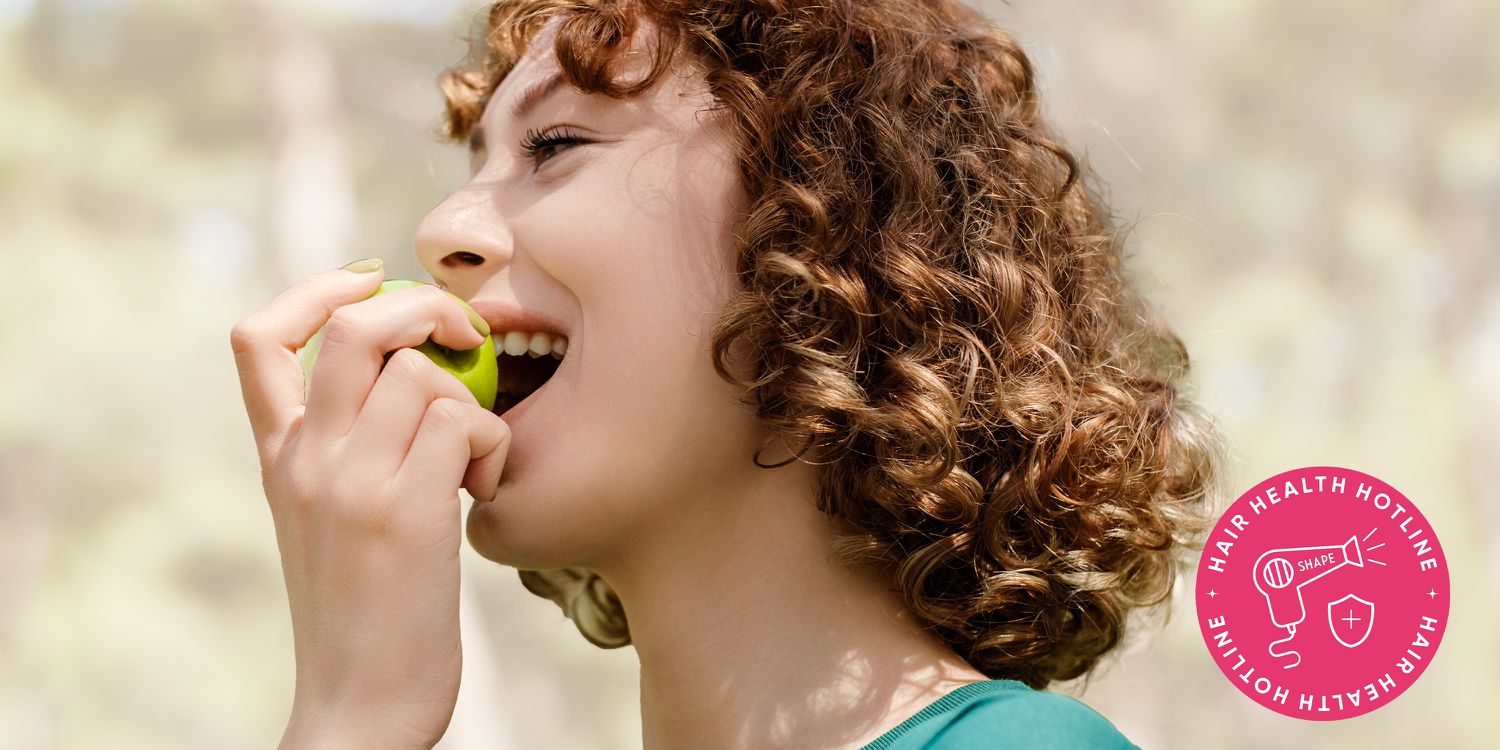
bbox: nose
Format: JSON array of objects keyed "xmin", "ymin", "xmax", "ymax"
[{"xmin": 413, "ymin": 180, "xmax": 513, "ymax": 296}]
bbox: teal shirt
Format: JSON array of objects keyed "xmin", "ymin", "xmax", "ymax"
[{"xmin": 858, "ymin": 679, "xmax": 1140, "ymax": 750}]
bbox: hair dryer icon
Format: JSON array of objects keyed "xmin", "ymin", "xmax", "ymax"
[{"xmin": 1252, "ymin": 534, "xmax": 1365, "ymax": 668}]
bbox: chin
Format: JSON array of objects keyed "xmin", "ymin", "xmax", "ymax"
[
  {"xmin": 468, "ymin": 360, "xmax": 603, "ymax": 568},
  {"xmin": 467, "ymin": 497, "xmax": 569, "ymax": 570},
  {"xmin": 464, "ymin": 475, "xmax": 621, "ymax": 571}
]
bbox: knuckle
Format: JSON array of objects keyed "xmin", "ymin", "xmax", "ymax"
[
  {"xmin": 425, "ymin": 397, "xmax": 471, "ymax": 428},
  {"xmin": 320, "ymin": 308, "xmax": 366, "ymax": 346},
  {"xmin": 268, "ymin": 443, "xmax": 348, "ymax": 514},
  {"xmin": 385, "ymin": 347, "xmax": 433, "ymax": 380},
  {"xmin": 283, "ymin": 482, "xmax": 325, "ymax": 518},
  {"xmin": 280, "ymin": 470, "xmax": 398, "ymax": 540},
  {"xmin": 279, "ymin": 445, "xmax": 328, "ymax": 493},
  {"xmin": 421, "ymin": 285, "xmax": 464, "ymax": 318},
  {"xmin": 229, "ymin": 319, "xmax": 265, "ymax": 355},
  {"xmin": 419, "ymin": 284, "xmax": 451, "ymax": 305},
  {"xmin": 261, "ymin": 439, "xmax": 405, "ymax": 542},
  {"xmin": 270, "ymin": 461, "xmax": 325, "ymax": 517}
]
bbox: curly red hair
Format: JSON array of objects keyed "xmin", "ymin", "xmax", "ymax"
[{"xmin": 439, "ymin": 0, "xmax": 1225, "ymax": 689}]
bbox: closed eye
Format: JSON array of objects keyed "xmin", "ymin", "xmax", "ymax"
[{"xmin": 519, "ymin": 126, "xmax": 590, "ymax": 168}]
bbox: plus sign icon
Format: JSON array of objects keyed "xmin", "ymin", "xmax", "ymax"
[{"xmin": 1195, "ymin": 466, "xmax": 1450, "ymax": 720}]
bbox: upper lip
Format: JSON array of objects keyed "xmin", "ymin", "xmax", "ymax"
[{"xmin": 466, "ymin": 299, "xmax": 572, "ymax": 339}]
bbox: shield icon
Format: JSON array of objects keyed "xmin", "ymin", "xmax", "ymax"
[{"xmin": 1326, "ymin": 593, "xmax": 1375, "ymax": 648}]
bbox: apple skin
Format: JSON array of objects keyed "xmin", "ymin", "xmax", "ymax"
[{"xmin": 298, "ymin": 279, "xmax": 498, "ymax": 411}]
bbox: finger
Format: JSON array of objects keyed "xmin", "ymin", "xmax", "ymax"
[
  {"xmin": 343, "ymin": 347, "xmax": 483, "ymax": 480},
  {"xmin": 393, "ymin": 398, "xmax": 510, "ymax": 507},
  {"xmin": 230, "ymin": 265, "xmax": 387, "ymax": 459},
  {"xmin": 302, "ymin": 282, "xmax": 488, "ymax": 445}
]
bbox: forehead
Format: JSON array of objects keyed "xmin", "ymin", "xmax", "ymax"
[{"xmin": 480, "ymin": 14, "xmax": 679, "ymax": 130}]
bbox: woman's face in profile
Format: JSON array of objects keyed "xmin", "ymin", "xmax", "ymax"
[{"xmin": 413, "ymin": 18, "xmax": 760, "ymax": 571}]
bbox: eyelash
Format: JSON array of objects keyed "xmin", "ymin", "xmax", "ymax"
[{"xmin": 519, "ymin": 126, "xmax": 588, "ymax": 166}]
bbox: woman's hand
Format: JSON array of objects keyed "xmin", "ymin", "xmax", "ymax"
[{"xmin": 229, "ymin": 261, "xmax": 510, "ymax": 750}]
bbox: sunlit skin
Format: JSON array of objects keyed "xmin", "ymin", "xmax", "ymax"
[{"xmin": 412, "ymin": 15, "xmax": 991, "ymax": 750}]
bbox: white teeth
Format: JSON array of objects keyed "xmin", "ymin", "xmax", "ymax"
[
  {"xmin": 527, "ymin": 332, "xmax": 551, "ymax": 358},
  {"xmin": 502, "ymin": 331, "xmax": 529, "ymax": 356},
  {"xmin": 495, "ymin": 330, "xmax": 569, "ymax": 360}
]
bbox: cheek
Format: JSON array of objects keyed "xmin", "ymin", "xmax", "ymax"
[
  {"xmin": 528, "ymin": 140, "xmax": 744, "ymax": 385},
  {"xmin": 468, "ymin": 149, "xmax": 762, "ymax": 567},
  {"xmin": 533, "ymin": 155, "xmax": 737, "ymax": 296},
  {"xmin": 515, "ymin": 136, "xmax": 753, "ymax": 483}
]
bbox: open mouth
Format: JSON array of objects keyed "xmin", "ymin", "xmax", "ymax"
[{"xmin": 492, "ymin": 332, "xmax": 567, "ymax": 416}]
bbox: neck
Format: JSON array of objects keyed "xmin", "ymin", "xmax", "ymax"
[{"xmin": 593, "ymin": 457, "xmax": 990, "ymax": 750}]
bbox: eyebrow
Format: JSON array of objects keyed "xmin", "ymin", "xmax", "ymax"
[
  {"xmin": 468, "ymin": 70, "xmax": 568, "ymax": 158},
  {"xmin": 510, "ymin": 70, "xmax": 567, "ymax": 121}
]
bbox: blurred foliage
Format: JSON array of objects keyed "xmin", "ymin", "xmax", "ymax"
[{"xmin": 0, "ymin": 0, "xmax": 1495, "ymax": 748}]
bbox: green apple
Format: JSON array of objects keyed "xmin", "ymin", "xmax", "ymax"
[{"xmin": 298, "ymin": 279, "xmax": 498, "ymax": 411}]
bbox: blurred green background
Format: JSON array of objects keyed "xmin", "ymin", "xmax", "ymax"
[{"xmin": 1, "ymin": 0, "xmax": 1495, "ymax": 747}]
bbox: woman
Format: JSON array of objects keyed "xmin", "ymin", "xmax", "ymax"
[{"xmin": 230, "ymin": 1, "xmax": 1222, "ymax": 747}]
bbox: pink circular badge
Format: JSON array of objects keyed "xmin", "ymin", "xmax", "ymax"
[{"xmin": 1195, "ymin": 466, "xmax": 1449, "ymax": 720}]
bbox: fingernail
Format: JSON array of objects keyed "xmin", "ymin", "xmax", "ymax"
[
  {"xmin": 341, "ymin": 257, "xmax": 384, "ymax": 274},
  {"xmin": 465, "ymin": 307, "xmax": 491, "ymax": 337}
]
